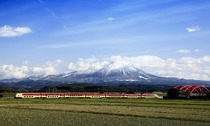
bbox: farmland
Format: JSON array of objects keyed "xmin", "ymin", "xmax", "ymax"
[{"xmin": 0, "ymin": 98, "xmax": 210, "ymax": 126}]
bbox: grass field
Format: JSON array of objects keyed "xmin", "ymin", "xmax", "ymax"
[{"xmin": 0, "ymin": 98, "xmax": 210, "ymax": 126}]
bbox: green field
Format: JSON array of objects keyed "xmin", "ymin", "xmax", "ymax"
[{"xmin": 0, "ymin": 98, "xmax": 210, "ymax": 126}]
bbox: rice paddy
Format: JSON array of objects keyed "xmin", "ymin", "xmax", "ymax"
[{"xmin": 0, "ymin": 98, "xmax": 210, "ymax": 126}]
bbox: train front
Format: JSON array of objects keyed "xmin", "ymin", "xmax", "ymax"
[{"xmin": 14, "ymin": 93, "xmax": 23, "ymax": 98}]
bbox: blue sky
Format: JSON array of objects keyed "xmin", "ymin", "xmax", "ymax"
[{"xmin": 0, "ymin": 0, "xmax": 210, "ymax": 80}]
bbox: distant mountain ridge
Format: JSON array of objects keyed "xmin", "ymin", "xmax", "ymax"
[
  {"xmin": 42, "ymin": 61, "xmax": 158, "ymax": 83},
  {"xmin": 1, "ymin": 61, "xmax": 210, "ymax": 88}
]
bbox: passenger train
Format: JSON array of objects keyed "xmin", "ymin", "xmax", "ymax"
[{"xmin": 15, "ymin": 93, "xmax": 158, "ymax": 99}]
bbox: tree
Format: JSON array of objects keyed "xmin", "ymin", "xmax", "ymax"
[{"xmin": 167, "ymin": 88, "xmax": 180, "ymax": 98}]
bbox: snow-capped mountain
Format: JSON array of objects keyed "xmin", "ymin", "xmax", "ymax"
[
  {"xmin": 41, "ymin": 61, "xmax": 159, "ymax": 83},
  {"xmin": 96, "ymin": 62, "xmax": 145, "ymax": 76},
  {"xmin": 1, "ymin": 61, "xmax": 210, "ymax": 87},
  {"xmin": 38, "ymin": 61, "xmax": 210, "ymax": 86}
]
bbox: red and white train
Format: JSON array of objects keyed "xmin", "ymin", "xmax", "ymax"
[{"xmin": 15, "ymin": 93, "xmax": 158, "ymax": 99}]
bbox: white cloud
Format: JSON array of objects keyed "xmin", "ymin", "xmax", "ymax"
[
  {"xmin": 30, "ymin": 59, "xmax": 64, "ymax": 76},
  {"xmin": 0, "ymin": 64, "xmax": 57, "ymax": 79},
  {"xmin": 200, "ymin": 56, "xmax": 210, "ymax": 63},
  {"xmin": 0, "ymin": 25, "xmax": 32, "ymax": 37},
  {"xmin": 68, "ymin": 63, "xmax": 76, "ymax": 70},
  {"xmin": 67, "ymin": 56, "xmax": 165, "ymax": 72},
  {"xmin": 44, "ymin": 7, "xmax": 57, "ymax": 17},
  {"xmin": 37, "ymin": 0, "xmax": 44, "ymax": 3},
  {"xmin": 32, "ymin": 66, "xmax": 56, "ymax": 76},
  {"xmin": 176, "ymin": 49, "xmax": 200, "ymax": 54},
  {"xmin": 22, "ymin": 60, "xmax": 30, "ymax": 65},
  {"xmin": 186, "ymin": 26, "xmax": 200, "ymax": 32},
  {"xmin": 176, "ymin": 49, "xmax": 191, "ymax": 54},
  {"xmin": 68, "ymin": 57, "xmax": 109, "ymax": 71},
  {"xmin": 107, "ymin": 17, "xmax": 115, "ymax": 21},
  {"xmin": 194, "ymin": 49, "xmax": 200, "ymax": 52},
  {"xmin": 0, "ymin": 59, "xmax": 64, "ymax": 79},
  {"xmin": 0, "ymin": 65, "xmax": 29, "ymax": 79},
  {"xmin": 44, "ymin": 59, "xmax": 63, "ymax": 67}
]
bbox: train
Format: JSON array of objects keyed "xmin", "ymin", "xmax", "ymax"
[{"xmin": 15, "ymin": 93, "xmax": 159, "ymax": 99}]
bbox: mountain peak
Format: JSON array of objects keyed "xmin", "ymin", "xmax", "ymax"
[
  {"xmin": 99, "ymin": 62, "xmax": 135, "ymax": 76},
  {"xmin": 108, "ymin": 60, "xmax": 131, "ymax": 70}
]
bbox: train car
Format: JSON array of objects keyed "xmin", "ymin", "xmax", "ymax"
[
  {"xmin": 64, "ymin": 93, "xmax": 86, "ymax": 98},
  {"xmin": 15, "ymin": 93, "xmax": 42, "ymax": 98},
  {"xmin": 142, "ymin": 93, "xmax": 159, "ymax": 98},
  {"xmin": 123, "ymin": 93, "xmax": 142, "ymax": 98},
  {"xmin": 15, "ymin": 93, "xmax": 158, "ymax": 99}
]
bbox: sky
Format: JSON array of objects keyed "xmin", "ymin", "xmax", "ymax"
[{"xmin": 0, "ymin": 0, "xmax": 210, "ymax": 80}]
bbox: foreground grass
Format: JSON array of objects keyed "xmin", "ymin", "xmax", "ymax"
[{"xmin": 0, "ymin": 98, "xmax": 210, "ymax": 126}]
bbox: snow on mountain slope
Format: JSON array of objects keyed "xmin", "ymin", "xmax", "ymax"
[
  {"xmin": 96, "ymin": 61, "xmax": 146, "ymax": 76},
  {"xmin": 76, "ymin": 65, "xmax": 101, "ymax": 74},
  {"xmin": 48, "ymin": 61, "xmax": 158, "ymax": 82},
  {"xmin": 139, "ymin": 76, "xmax": 148, "ymax": 80}
]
